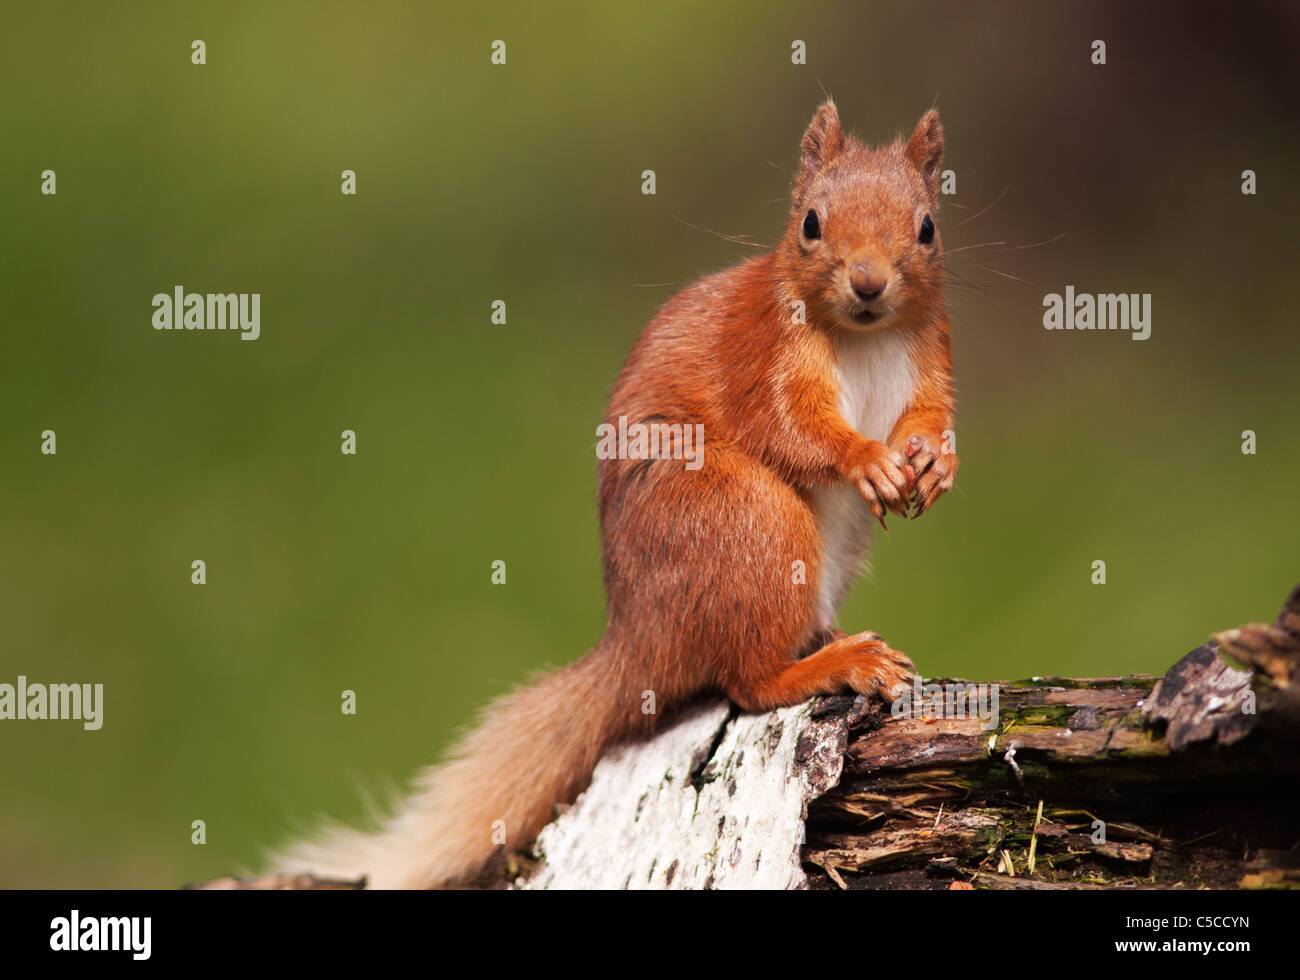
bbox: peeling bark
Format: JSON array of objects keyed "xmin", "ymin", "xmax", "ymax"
[
  {"xmin": 521, "ymin": 641, "xmax": 1298, "ymax": 890},
  {"xmin": 201, "ymin": 586, "xmax": 1300, "ymax": 891},
  {"xmin": 523, "ymin": 699, "xmax": 846, "ymax": 889}
]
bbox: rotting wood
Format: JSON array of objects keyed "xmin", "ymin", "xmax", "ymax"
[{"xmin": 198, "ymin": 583, "xmax": 1300, "ymax": 890}]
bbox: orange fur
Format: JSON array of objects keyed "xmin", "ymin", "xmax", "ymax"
[{"xmin": 276, "ymin": 102, "xmax": 958, "ymax": 887}]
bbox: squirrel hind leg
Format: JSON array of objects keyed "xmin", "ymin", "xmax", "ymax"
[{"xmin": 726, "ymin": 630, "xmax": 915, "ymax": 713}]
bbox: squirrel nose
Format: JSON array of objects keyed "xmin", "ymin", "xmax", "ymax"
[{"xmin": 850, "ymin": 263, "xmax": 888, "ymax": 302}]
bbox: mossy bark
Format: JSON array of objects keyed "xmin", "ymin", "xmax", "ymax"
[{"xmin": 803, "ymin": 644, "xmax": 1300, "ymax": 890}]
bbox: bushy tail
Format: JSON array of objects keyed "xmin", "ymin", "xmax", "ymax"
[{"xmin": 274, "ymin": 638, "xmax": 638, "ymax": 888}]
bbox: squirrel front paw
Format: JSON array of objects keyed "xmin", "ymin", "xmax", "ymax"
[
  {"xmin": 900, "ymin": 432, "xmax": 959, "ymax": 517},
  {"xmin": 849, "ymin": 441, "xmax": 911, "ymax": 528}
]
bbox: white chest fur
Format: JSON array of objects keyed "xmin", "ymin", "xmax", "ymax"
[{"xmin": 808, "ymin": 329, "xmax": 917, "ymax": 630}]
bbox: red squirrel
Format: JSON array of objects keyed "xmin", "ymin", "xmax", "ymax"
[{"xmin": 278, "ymin": 102, "xmax": 958, "ymax": 887}]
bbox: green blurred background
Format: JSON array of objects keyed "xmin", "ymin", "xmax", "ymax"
[{"xmin": 1, "ymin": 2, "xmax": 1296, "ymax": 887}]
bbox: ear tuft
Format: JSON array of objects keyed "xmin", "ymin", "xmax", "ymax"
[
  {"xmin": 905, "ymin": 110, "xmax": 944, "ymax": 197},
  {"xmin": 796, "ymin": 102, "xmax": 844, "ymax": 199}
]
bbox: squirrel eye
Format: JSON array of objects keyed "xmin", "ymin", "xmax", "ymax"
[
  {"xmin": 802, "ymin": 209, "xmax": 821, "ymax": 240},
  {"xmin": 918, "ymin": 214, "xmax": 935, "ymax": 245}
]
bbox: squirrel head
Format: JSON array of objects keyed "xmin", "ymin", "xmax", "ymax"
[{"xmin": 780, "ymin": 101, "xmax": 945, "ymax": 333}]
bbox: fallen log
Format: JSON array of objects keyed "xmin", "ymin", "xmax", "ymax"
[{"xmin": 198, "ymin": 584, "xmax": 1300, "ymax": 890}]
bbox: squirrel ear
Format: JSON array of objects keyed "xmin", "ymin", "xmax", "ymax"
[
  {"xmin": 797, "ymin": 102, "xmax": 844, "ymax": 197},
  {"xmin": 905, "ymin": 110, "xmax": 944, "ymax": 197}
]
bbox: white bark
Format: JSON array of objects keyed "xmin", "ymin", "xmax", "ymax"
[{"xmin": 522, "ymin": 698, "xmax": 847, "ymax": 890}]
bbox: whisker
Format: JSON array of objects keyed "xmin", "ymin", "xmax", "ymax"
[
  {"xmin": 959, "ymin": 185, "xmax": 1010, "ymax": 226},
  {"xmin": 968, "ymin": 263, "xmax": 1033, "ymax": 285},
  {"xmin": 945, "ymin": 240, "xmax": 1009, "ymax": 255},
  {"xmin": 672, "ymin": 214, "xmax": 769, "ymax": 249},
  {"xmin": 965, "ymin": 231, "xmax": 1068, "ymax": 255}
]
